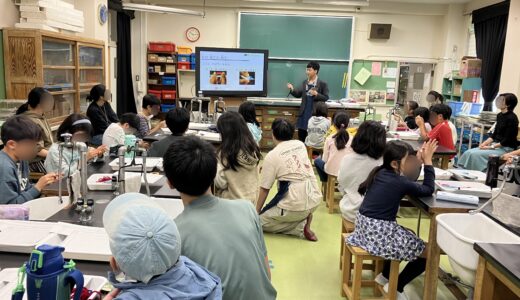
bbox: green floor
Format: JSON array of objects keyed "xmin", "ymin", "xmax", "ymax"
[{"xmin": 263, "ymin": 187, "xmax": 462, "ymax": 300}]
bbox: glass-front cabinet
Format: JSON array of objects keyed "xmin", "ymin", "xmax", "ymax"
[{"xmin": 2, "ymin": 29, "xmax": 105, "ymax": 124}]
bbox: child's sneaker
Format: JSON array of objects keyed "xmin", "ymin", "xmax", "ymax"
[
  {"xmin": 375, "ymin": 273, "xmax": 389, "ymax": 286},
  {"xmin": 383, "ymin": 283, "xmax": 408, "ymax": 300}
]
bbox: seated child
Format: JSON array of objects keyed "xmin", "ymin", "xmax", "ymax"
[
  {"xmin": 148, "ymin": 107, "xmax": 190, "ymax": 157},
  {"xmin": 396, "ymin": 101, "xmax": 419, "ymax": 129},
  {"xmin": 338, "ymin": 121, "xmax": 386, "ymax": 222},
  {"xmin": 416, "ymin": 104, "xmax": 454, "ymax": 151},
  {"xmin": 305, "ymin": 102, "xmax": 330, "ymax": 149},
  {"xmin": 0, "ymin": 115, "xmax": 59, "ymax": 204},
  {"xmin": 347, "ymin": 140, "xmax": 438, "ymax": 300},
  {"xmin": 102, "ymin": 113, "xmax": 140, "ymax": 148},
  {"xmin": 215, "ymin": 111, "xmax": 261, "ymax": 204},
  {"xmin": 103, "ymin": 192, "xmax": 222, "ymax": 299},
  {"xmin": 258, "ymin": 119, "xmax": 322, "ymax": 241},
  {"xmin": 163, "ymin": 136, "xmax": 277, "ymax": 300},
  {"xmin": 314, "ymin": 111, "xmax": 351, "ymax": 182},
  {"xmin": 45, "ymin": 114, "xmax": 107, "ymax": 177},
  {"xmin": 239, "ymin": 101, "xmax": 263, "ymax": 144},
  {"xmin": 136, "ymin": 94, "xmax": 166, "ymax": 138}
]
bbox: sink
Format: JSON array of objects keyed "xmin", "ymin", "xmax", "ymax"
[
  {"xmin": 436, "ymin": 212, "xmax": 520, "ymax": 286},
  {"xmin": 150, "ymin": 197, "xmax": 184, "ymax": 219},
  {"xmin": 21, "ymin": 196, "xmax": 71, "ymax": 221}
]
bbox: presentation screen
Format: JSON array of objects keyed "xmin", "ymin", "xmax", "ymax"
[{"xmin": 196, "ymin": 47, "xmax": 268, "ymax": 97}]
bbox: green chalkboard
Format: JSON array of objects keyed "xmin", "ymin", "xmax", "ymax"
[
  {"xmin": 239, "ymin": 13, "xmax": 352, "ymax": 60},
  {"xmin": 268, "ymin": 60, "xmax": 348, "ymax": 100},
  {"xmin": 0, "ymin": 31, "xmax": 6, "ymax": 99}
]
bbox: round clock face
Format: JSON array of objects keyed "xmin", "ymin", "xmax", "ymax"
[
  {"xmin": 98, "ymin": 4, "xmax": 108, "ymax": 25},
  {"xmin": 186, "ymin": 27, "xmax": 200, "ymax": 42}
]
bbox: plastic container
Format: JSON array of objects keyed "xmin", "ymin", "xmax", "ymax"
[
  {"xmin": 177, "ymin": 54, "xmax": 191, "ymax": 62},
  {"xmin": 162, "ymin": 90, "xmax": 176, "ymax": 100},
  {"xmin": 470, "ymin": 103, "xmax": 483, "ymax": 115},
  {"xmin": 148, "ymin": 42, "xmax": 175, "ymax": 53},
  {"xmin": 161, "ymin": 104, "xmax": 176, "ymax": 112},
  {"xmin": 177, "ymin": 46, "xmax": 192, "ymax": 54},
  {"xmin": 448, "ymin": 101, "xmax": 463, "ymax": 116},
  {"xmin": 190, "ymin": 63, "xmax": 196, "ymax": 70},
  {"xmin": 190, "ymin": 54, "xmax": 196, "ymax": 63},
  {"xmin": 162, "ymin": 76, "xmax": 176, "ymax": 85},
  {"xmin": 148, "ymin": 89, "xmax": 162, "ymax": 99},
  {"xmin": 178, "ymin": 62, "xmax": 190, "ymax": 70},
  {"xmin": 147, "ymin": 54, "xmax": 158, "ymax": 62}
]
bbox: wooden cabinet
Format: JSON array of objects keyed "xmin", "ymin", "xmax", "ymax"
[{"xmin": 3, "ymin": 28, "xmax": 105, "ymax": 124}]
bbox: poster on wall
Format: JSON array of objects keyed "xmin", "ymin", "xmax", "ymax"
[
  {"xmin": 368, "ymin": 91, "xmax": 386, "ymax": 104},
  {"xmin": 349, "ymin": 90, "xmax": 368, "ymax": 103}
]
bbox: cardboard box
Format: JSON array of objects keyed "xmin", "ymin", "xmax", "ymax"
[
  {"xmin": 148, "ymin": 54, "xmax": 158, "ymax": 62},
  {"xmin": 165, "ymin": 65, "xmax": 176, "ymax": 73},
  {"xmin": 459, "ymin": 56, "xmax": 481, "ymax": 78},
  {"xmin": 463, "ymin": 90, "xmax": 480, "ymax": 103}
]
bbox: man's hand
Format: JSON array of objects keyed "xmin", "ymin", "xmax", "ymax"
[
  {"xmin": 287, "ymin": 83, "xmax": 294, "ymax": 91},
  {"xmin": 415, "ymin": 115, "xmax": 424, "ymax": 127},
  {"xmin": 103, "ymin": 288, "xmax": 120, "ymax": 300},
  {"xmin": 309, "ymin": 88, "xmax": 318, "ymax": 96}
]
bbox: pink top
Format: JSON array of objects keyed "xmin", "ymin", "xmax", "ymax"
[{"xmin": 322, "ymin": 134, "xmax": 352, "ymax": 177}]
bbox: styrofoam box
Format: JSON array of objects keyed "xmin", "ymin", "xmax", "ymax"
[
  {"xmin": 109, "ymin": 157, "xmax": 161, "ymax": 172},
  {"xmin": 88, "ymin": 173, "xmax": 164, "ymax": 190},
  {"xmin": 0, "ymin": 268, "xmax": 108, "ymax": 300},
  {"xmin": 0, "ymin": 220, "xmax": 56, "ymax": 253}
]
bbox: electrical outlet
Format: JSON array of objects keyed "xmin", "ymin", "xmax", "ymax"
[{"xmin": 136, "ymin": 75, "xmax": 140, "ymax": 81}]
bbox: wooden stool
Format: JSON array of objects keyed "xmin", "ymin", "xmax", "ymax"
[
  {"xmin": 306, "ymin": 146, "xmax": 323, "ymax": 162},
  {"xmin": 325, "ymin": 175, "xmax": 339, "ymax": 214},
  {"xmin": 341, "ymin": 234, "xmax": 400, "ymax": 300},
  {"xmin": 340, "ymin": 218, "xmax": 356, "ymax": 269}
]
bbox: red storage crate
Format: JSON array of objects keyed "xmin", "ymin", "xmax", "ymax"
[
  {"xmin": 148, "ymin": 42, "xmax": 175, "ymax": 53},
  {"xmin": 178, "ymin": 62, "xmax": 191, "ymax": 70},
  {"xmin": 162, "ymin": 90, "xmax": 177, "ymax": 100},
  {"xmin": 148, "ymin": 89, "xmax": 162, "ymax": 99}
]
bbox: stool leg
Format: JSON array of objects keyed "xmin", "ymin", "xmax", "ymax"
[
  {"xmin": 373, "ymin": 260, "xmax": 384, "ymax": 296},
  {"xmin": 416, "ymin": 210, "xmax": 422, "ymax": 237},
  {"xmin": 341, "ymin": 245, "xmax": 353, "ymax": 297},
  {"xmin": 387, "ymin": 260, "xmax": 400, "ymax": 300},
  {"xmin": 327, "ymin": 180, "xmax": 334, "ymax": 213},
  {"xmin": 340, "ymin": 228, "xmax": 345, "ymax": 270},
  {"xmin": 352, "ymin": 256, "xmax": 364, "ymax": 300}
]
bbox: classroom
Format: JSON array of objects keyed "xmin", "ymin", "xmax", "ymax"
[{"xmin": 0, "ymin": 0, "xmax": 520, "ymax": 299}]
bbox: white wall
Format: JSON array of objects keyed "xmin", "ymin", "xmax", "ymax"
[
  {"xmin": 0, "ymin": 0, "xmax": 18, "ymax": 29},
  {"xmin": 500, "ymin": 0, "xmax": 520, "ymax": 116}
]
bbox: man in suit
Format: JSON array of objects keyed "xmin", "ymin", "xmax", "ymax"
[{"xmin": 287, "ymin": 61, "xmax": 330, "ymax": 142}]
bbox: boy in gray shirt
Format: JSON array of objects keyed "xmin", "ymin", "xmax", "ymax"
[{"xmin": 305, "ymin": 102, "xmax": 331, "ymax": 149}]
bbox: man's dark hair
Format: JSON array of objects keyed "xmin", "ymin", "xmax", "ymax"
[
  {"xmin": 142, "ymin": 94, "xmax": 161, "ymax": 109},
  {"xmin": 119, "ymin": 113, "xmax": 140, "ymax": 130},
  {"xmin": 272, "ymin": 118, "xmax": 294, "ymax": 141},
  {"xmin": 307, "ymin": 61, "xmax": 320, "ymax": 73},
  {"xmin": 1, "ymin": 115, "xmax": 42, "ymax": 145},
  {"xmin": 163, "ymin": 136, "xmax": 217, "ymax": 196},
  {"xmin": 430, "ymin": 104, "xmax": 451, "ymax": 120},
  {"xmin": 165, "ymin": 107, "xmax": 190, "ymax": 136}
]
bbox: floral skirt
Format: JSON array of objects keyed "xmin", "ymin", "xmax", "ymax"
[{"xmin": 346, "ymin": 212, "xmax": 425, "ymax": 261}]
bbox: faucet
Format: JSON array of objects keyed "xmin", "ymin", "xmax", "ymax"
[
  {"xmin": 142, "ymin": 148, "xmax": 150, "ymax": 197},
  {"xmin": 469, "ymin": 156, "xmax": 520, "ymax": 214},
  {"xmin": 386, "ymin": 104, "xmax": 400, "ymax": 131},
  {"xmin": 116, "ymin": 146, "xmax": 127, "ymax": 195},
  {"xmin": 76, "ymin": 142, "xmax": 88, "ymax": 202},
  {"xmin": 57, "ymin": 133, "xmax": 73, "ymax": 204},
  {"xmin": 213, "ymin": 97, "xmax": 226, "ymax": 124},
  {"xmin": 190, "ymin": 97, "xmax": 204, "ymax": 123}
]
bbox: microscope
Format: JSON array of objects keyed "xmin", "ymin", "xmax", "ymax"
[
  {"xmin": 212, "ymin": 97, "xmax": 226, "ymax": 124},
  {"xmin": 113, "ymin": 138, "xmax": 150, "ymax": 197}
]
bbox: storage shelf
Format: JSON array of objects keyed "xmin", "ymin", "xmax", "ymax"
[
  {"xmin": 43, "ymin": 65, "xmax": 75, "ymax": 69},
  {"xmin": 79, "ymin": 66, "xmax": 103, "ymax": 70},
  {"xmin": 148, "ymin": 61, "xmax": 176, "ymax": 64},
  {"xmin": 148, "ymin": 72, "xmax": 176, "ymax": 75}
]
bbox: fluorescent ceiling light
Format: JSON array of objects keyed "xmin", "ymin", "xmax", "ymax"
[
  {"xmin": 122, "ymin": 2, "xmax": 204, "ymax": 16},
  {"xmin": 301, "ymin": 0, "xmax": 369, "ymax": 6}
]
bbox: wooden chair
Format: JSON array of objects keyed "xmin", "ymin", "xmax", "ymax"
[
  {"xmin": 306, "ymin": 146, "xmax": 323, "ymax": 163},
  {"xmin": 325, "ymin": 175, "xmax": 339, "ymax": 214},
  {"xmin": 341, "ymin": 233, "xmax": 400, "ymax": 300}
]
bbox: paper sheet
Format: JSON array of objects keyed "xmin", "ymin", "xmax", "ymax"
[
  {"xmin": 354, "ymin": 67, "xmax": 371, "ymax": 86},
  {"xmin": 371, "ymin": 62, "xmax": 382, "ymax": 76},
  {"xmin": 382, "ymin": 67, "xmax": 397, "ymax": 78},
  {"xmin": 386, "ymin": 81, "xmax": 396, "ymax": 88}
]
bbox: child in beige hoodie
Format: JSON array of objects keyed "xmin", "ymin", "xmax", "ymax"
[{"xmin": 214, "ymin": 111, "xmax": 261, "ymax": 205}]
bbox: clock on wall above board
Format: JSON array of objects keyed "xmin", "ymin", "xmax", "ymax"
[
  {"xmin": 186, "ymin": 27, "xmax": 200, "ymax": 42},
  {"xmin": 98, "ymin": 4, "xmax": 108, "ymax": 25}
]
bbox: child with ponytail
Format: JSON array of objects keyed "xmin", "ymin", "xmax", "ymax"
[{"xmin": 314, "ymin": 111, "xmax": 351, "ymax": 182}]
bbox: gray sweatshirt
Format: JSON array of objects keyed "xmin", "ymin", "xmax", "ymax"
[
  {"xmin": 305, "ymin": 116, "xmax": 331, "ymax": 149},
  {"xmin": 0, "ymin": 151, "xmax": 40, "ymax": 204}
]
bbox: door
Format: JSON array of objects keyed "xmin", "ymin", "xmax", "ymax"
[
  {"xmin": 397, "ymin": 63, "xmax": 435, "ymax": 107},
  {"xmin": 109, "ymin": 45, "xmax": 117, "ymax": 112}
]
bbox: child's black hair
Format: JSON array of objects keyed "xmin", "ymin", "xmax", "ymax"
[
  {"xmin": 238, "ymin": 101, "xmax": 260, "ymax": 127},
  {"xmin": 313, "ymin": 102, "xmax": 328, "ymax": 117},
  {"xmin": 86, "ymin": 84, "xmax": 106, "ymax": 102},
  {"xmin": 358, "ymin": 140, "xmax": 414, "ymax": 195},
  {"xmin": 272, "ymin": 118, "xmax": 294, "ymax": 141},
  {"xmin": 119, "ymin": 113, "xmax": 140, "ymax": 130},
  {"xmin": 428, "ymin": 90, "xmax": 444, "ymax": 104},
  {"xmin": 163, "ymin": 136, "xmax": 217, "ymax": 196},
  {"xmin": 351, "ymin": 120, "xmax": 386, "ymax": 159},
  {"xmin": 407, "ymin": 101, "xmax": 419, "ymax": 112},
  {"xmin": 1, "ymin": 115, "xmax": 43, "ymax": 144},
  {"xmin": 501, "ymin": 93, "xmax": 518, "ymax": 111},
  {"xmin": 430, "ymin": 104, "xmax": 451, "ymax": 120},
  {"xmin": 16, "ymin": 87, "xmax": 52, "ymax": 115},
  {"xmin": 217, "ymin": 111, "xmax": 261, "ymax": 171},
  {"xmin": 142, "ymin": 94, "xmax": 161, "ymax": 109},
  {"xmin": 307, "ymin": 61, "xmax": 320, "ymax": 73},
  {"xmin": 56, "ymin": 114, "xmax": 93, "ymax": 142},
  {"xmin": 165, "ymin": 107, "xmax": 190, "ymax": 136},
  {"xmin": 413, "ymin": 107, "xmax": 430, "ymax": 121},
  {"xmin": 332, "ymin": 112, "xmax": 350, "ymax": 150}
]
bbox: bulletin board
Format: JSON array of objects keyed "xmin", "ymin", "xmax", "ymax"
[{"xmin": 349, "ymin": 60, "xmax": 398, "ymax": 106}]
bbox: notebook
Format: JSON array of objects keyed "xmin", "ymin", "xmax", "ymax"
[{"xmin": 435, "ymin": 180, "xmax": 491, "ymax": 198}]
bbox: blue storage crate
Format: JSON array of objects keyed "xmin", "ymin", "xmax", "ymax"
[
  {"xmin": 162, "ymin": 76, "xmax": 176, "ymax": 85},
  {"xmin": 161, "ymin": 104, "xmax": 176, "ymax": 112},
  {"xmin": 448, "ymin": 101, "xmax": 463, "ymax": 116},
  {"xmin": 190, "ymin": 54, "xmax": 196, "ymax": 63},
  {"xmin": 190, "ymin": 63, "xmax": 196, "ymax": 70},
  {"xmin": 470, "ymin": 103, "xmax": 483, "ymax": 115},
  {"xmin": 178, "ymin": 54, "xmax": 191, "ymax": 62}
]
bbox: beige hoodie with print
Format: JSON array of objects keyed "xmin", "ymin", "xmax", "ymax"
[{"xmin": 215, "ymin": 151, "xmax": 260, "ymax": 205}]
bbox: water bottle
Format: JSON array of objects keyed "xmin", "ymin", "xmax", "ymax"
[{"xmin": 485, "ymin": 154, "xmax": 500, "ymax": 188}]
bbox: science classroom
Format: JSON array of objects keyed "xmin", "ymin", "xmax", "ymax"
[{"xmin": 1, "ymin": 0, "xmax": 520, "ymax": 299}]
